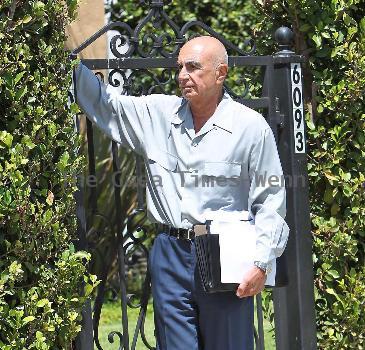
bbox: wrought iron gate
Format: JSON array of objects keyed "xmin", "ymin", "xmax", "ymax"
[{"xmin": 71, "ymin": 1, "xmax": 317, "ymax": 349}]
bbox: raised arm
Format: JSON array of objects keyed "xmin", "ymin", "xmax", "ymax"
[{"xmin": 74, "ymin": 63, "xmax": 175, "ymax": 155}]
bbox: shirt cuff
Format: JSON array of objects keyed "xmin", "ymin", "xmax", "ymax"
[{"xmin": 254, "ymin": 217, "xmax": 289, "ymax": 264}]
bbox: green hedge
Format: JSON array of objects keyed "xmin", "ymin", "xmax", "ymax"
[
  {"xmin": 109, "ymin": 0, "xmax": 365, "ymax": 348},
  {"xmin": 256, "ymin": 1, "xmax": 365, "ymax": 347},
  {"xmin": 0, "ymin": 1, "xmax": 98, "ymax": 349},
  {"xmin": 282, "ymin": 1, "xmax": 365, "ymax": 346}
]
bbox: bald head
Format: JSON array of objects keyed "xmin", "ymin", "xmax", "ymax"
[
  {"xmin": 180, "ymin": 36, "xmax": 228, "ymax": 67},
  {"xmin": 177, "ymin": 36, "xmax": 228, "ymax": 103}
]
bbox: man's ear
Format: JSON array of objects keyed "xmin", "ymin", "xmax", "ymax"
[{"xmin": 216, "ymin": 64, "xmax": 228, "ymax": 83}]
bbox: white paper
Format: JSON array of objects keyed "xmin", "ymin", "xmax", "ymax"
[
  {"xmin": 209, "ymin": 217, "xmax": 276, "ymax": 286},
  {"xmin": 205, "ymin": 210, "xmax": 251, "ymax": 222}
]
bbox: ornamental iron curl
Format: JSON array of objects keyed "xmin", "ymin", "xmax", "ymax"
[{"xmin": 108, "ymin": 68, "xmax": 178, "ymax": 96}]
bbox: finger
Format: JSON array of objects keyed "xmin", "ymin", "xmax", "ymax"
[
  {"xmin": 239, "ymin": 288, "xmax": 256, "ymax": 298},
  {"xmin": 251, "ymin": 288, "xmax": 259, "ymax": 296},
  {"xmin": 250, "ymin": 284, "xmax": 265, "ymax": 296},
  {"xmin": 246, "ymin": 283, "xmax": 263, "ymax": 296},
  {"xmin": 237, "ymin": 282, "xmax": 257, "ymax": 298},
  {"xmin": 236, "ymin": 282, "xmax": 249, "ymax": 298},
  {"xmin": 236, "ymin": 285, "xmax": 247, "ymax": 298}
]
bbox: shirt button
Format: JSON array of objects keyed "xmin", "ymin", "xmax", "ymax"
[
  {"xmin": 192, "ymin": 142, "xmax": 197, "ymax": 147},
  {"xmin": 188, "ymin": 168, "xmax": 194, "ymax": 173}
]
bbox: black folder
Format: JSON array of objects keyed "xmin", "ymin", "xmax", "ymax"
[{"xmin": 194, "ymin": 222, "xmax": 239, "ymax": 293}]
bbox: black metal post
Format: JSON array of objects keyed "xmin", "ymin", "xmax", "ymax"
[
  {"xmin": 255, "ymin": 294, "xmax": 265, "ymax": 350},
  {"xmin": 73, "ymin": 176, "xmax": 94, "ymax": 350},
  {"xmin": 272, "ymin": 27, "xmax": 317, "ymax": 350},
  {"xmin": 72, "ymin": 69, "xmax": 94, "ymax": 349}
]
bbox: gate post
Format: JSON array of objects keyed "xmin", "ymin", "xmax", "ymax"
[
  {"xmin": 272, "ymin": 27, "xmax": 317, "ymax": 350},
  {"xmin": 73, "ymin": 152, "xmax": 94, "ymax": 350}
]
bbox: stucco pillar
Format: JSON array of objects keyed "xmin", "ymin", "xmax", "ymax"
[{"xmin": 65, "ymin": 0, "xmax": 106, "ymax": 59}]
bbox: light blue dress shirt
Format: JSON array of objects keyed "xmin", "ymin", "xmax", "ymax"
[{"xmin": 75, "ymin": 63, "xmax": 289, "ymax": 265}]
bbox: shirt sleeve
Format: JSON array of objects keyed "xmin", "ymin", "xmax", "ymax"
[
  {"xmin": 74, "ymin": 63, "xmax": 154, "ymax": 155},
  {"xmin": 248, "ymin": 126, "xmax": 290, "ymax": 264}
]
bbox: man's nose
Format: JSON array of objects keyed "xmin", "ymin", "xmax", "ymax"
[{"xmin": 178, "ymin": 68, "xmax": 189, "ymax": 83}]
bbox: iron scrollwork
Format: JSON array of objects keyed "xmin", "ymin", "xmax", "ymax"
[{"xmin": 108, "ymin": 68, "xmax": 178, "ymax": 96}]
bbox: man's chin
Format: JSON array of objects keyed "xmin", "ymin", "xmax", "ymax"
[{"xmin": 182, "ymin": 91, "xmax": 197, "ymax": 101}]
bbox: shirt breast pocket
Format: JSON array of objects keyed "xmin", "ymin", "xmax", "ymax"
[{"xmin": 202, "ymin": 161, "xmax": 242, "ymax": 208}]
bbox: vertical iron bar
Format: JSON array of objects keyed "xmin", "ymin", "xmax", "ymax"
[
  {"xmin": 256, "ymin": 294, "xmax": 265, "ymax": 350},
  {"xmin": 272, "ymin": 27, "xmax": 317, "ymax": 350},
  {"xmin": 112, "ymin": 141, "xmax": 130, "ymax": 350},
  {"xmin": 93, "ymin": 243, "xmax": 117, "ymax": 350},
  {"xmin": 264, "ymin": 61, "xmax": 278, "ymax": 141},
  {"xmin": 86, "ymin": 118, "xmax": 97, "ymax": 214},
  {"xmin": 131, "ymin": 267, "xmax": 154, "ymax": 350},
  {"xmin": 72, "ymin": 67, "xmax": 94, "ymax": 350},
  {"xmin": 135, "ymin": 155, "xmax": 145, "ymax": 210}
]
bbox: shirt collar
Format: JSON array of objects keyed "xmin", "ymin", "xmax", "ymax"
[
  {"xmin": 171, "ymin": 99, "xmax": 188, "ymax": 125},
  {"xmin": 208, "ymin": 91, "xmax": 233, "ymax": 133},
  {"xmin": 171, "ymin": 91, "xmax": 233, "ymax": 134}
]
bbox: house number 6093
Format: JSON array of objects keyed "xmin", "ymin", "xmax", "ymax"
[{"xmin": 291, "ymin": 63, "xmax": 306, "ymax": 154}]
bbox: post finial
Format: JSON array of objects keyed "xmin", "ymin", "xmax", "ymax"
[
  {"xmin": 274, "ymin": 26, "xmax": 294, "ymax": 56},
  {"xmin": 140, "ymin": 0, "xmax": 170, "ymax": 7}
]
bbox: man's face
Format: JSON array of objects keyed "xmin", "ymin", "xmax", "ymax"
[{"xmin": 177, "ymin": 43, "xmax": 218, "ymax": 102}]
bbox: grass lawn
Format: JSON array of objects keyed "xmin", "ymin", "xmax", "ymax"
[{"xmin": 97, "ymin": 301, "xmax": 275, "ymax": 350}]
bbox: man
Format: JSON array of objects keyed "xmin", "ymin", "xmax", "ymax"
[{"xmin": 75, "ymin": 36, "xmax": 289, "ymax": 350}]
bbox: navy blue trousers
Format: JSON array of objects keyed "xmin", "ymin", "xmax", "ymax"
[{"xmin": 149, "ymin": 232, "xmax": 254, "ymax": 350}]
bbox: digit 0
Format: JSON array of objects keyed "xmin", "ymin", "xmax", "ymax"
[{"xmin": 293, "ymin": 87, "xmax": 302, "ymax": 107}]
